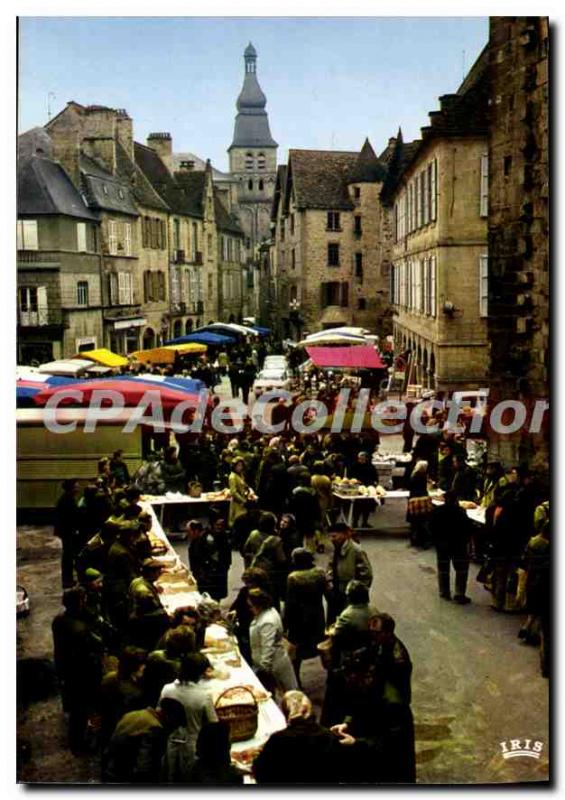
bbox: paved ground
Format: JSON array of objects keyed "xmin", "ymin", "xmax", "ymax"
[{"xmin": 16, "ymin": 494, "xmax": 549, "ymax": 784}]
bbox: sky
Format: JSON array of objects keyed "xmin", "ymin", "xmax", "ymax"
[{"xmin": 18, "ymin": 16, "xmax": 488, "ymax": 172}]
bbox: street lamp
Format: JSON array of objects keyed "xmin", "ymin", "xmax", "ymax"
[{"xmin": 289, "ymin": 299, "xmax": 304, "ymax": 340}]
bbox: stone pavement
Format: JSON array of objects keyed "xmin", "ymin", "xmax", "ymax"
[{"xmin": 16, "ymin": 500, "xmax": 549, "ymax": 784}]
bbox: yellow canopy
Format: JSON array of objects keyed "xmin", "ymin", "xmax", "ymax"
[
  {"xmin": 131, "ymin": 343, "xmax": 207, "ymax": 365},
  {"xmin": 73, "ymin": 348, "xmax": 129, "ymax": 368}
]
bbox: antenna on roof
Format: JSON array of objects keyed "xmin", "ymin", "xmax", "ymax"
[{"xmin": 47, "ymin": 92, "xmax": 56, "ymax": 121}]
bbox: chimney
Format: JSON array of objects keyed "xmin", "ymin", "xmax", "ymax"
[
  {"xmin": 51, "ymin": 130, "xmax": 82, "ymax": 189},
  {"xmin": 147, "ymin": 132, "xmax": 172, "ymax": 172},
  {"xmin": 178, "ymin": 159, "xmax": 195, "ymax": 172},
  {"xmin": 115, "ymin": 109, "xmax": 134, "ymax": 160},
  {"xmin": 82, "ymin": 107, "xmax": 117, "ymax": 174}
]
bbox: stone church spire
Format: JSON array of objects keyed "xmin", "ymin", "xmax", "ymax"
[{"xmin": 229, "ymin": 43, "xmax": 277, "ymax": 150}]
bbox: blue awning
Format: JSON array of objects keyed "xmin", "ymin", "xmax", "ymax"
[
  {"xmin": 165, "ymin": 331, "xmax": 236, "ymax": 346},
  {"xmin": 251, "ymin": 325, "xmax": 271, "ymax": 336}
]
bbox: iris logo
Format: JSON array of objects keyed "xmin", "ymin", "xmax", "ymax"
[{"xmin": 499, "ymin": 739, "xmax": 544, "ymax": 760}]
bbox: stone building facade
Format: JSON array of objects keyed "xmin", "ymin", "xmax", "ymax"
[
  {"xmin": 486, "ymin": 17, "xmax": 549, "ymax": 468},
  {"xmin": 384, "ymin": 48, "xmax": 490, "ymax": 391},
  {"xmin": 17, "ymin": 141, "xmax": 104, "ymax": 363},
  {"xmin": 271, "ymin": 141, "xmax": 392, "ymax": 339}
]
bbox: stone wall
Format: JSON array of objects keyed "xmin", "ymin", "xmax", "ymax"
[{"xmin": 487, "ymin": 17, "xmax": 549, "ymax": 469}]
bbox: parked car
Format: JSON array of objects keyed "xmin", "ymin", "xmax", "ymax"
[
  {"xmin": 263, "ymin": 355, "xmax": 287, "ymax": 369},
  {"xmin": 253, "ymin": 367, "xmax": 292, "ymax": 396}
]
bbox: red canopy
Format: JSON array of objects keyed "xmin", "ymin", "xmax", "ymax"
[
  {"xmin": 306, "ymin": 345, "xmax": 385, "ymax": 370},
  {"xmin": 33, "ymin": 379, "xmax": 205, "ymax": 412}
]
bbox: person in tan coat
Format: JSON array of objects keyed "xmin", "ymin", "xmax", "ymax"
[{"xmin": 228, "ymin": 458, "xmax": 250, "ymax": 528}]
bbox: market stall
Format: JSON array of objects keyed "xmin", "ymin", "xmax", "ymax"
[{"xmin": 139, "ymin": 499, "xmax": 286, "ymax": 776}]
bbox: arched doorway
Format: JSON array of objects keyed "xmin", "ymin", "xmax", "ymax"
[
  {"xmin": 173, "ymin": 320, "xmax": 182, "ymax": 339},
  {"xmin": 143, "ymin": 327, "xmax": 155, "ymax": 350},
  {"xmin": 185, "ymin": 318, "xmax": 194, "ymax": 335}
]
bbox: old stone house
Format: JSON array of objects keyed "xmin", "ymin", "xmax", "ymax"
[
  {"xmin": 17, "ymin": 131, "xmax": 103, "ymax": 363},
  {"xmin": 383, "ymin": 47, "xmax": 490, "ymax": 392},
  {"xmin": 271, "ymin": 140, "xmax": 391, "ymax": 339},
  {"xmin": 136, "ymin": 134, "xmax": 245, "ymax": 331}
]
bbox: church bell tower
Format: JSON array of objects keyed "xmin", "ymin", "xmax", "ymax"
[{"xmin": 228, "ymin": 43, "xmax": 277, "ymax": 248}]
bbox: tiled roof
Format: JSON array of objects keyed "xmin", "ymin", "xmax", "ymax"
[
  {"xmin": 134, "ymin": 142, "xmax": 205, "ymax": 219},
  {"xmin": 172, "ymin": 152, "xmax": 233, "ymax": 183},
  {"xmin": 349, "ymin": 138, "xmax": 387, "ymax": 183},
  {"xmin": 80, "ymin": 153, "xmax": 138, "ymax": 216},
  {"xmin": 271, "ymin": 164, "xmax": 287, "ymax": 220},
  {"xmin": 115, "ymin": 141, "xmax": 169, "ymax": 212},
  {"xmin": 18, "ymin": 154, "xmax": 98, "ymax": 220},
  {"xmin": 287, "ymin": 150, "xmax": 358, "ymax": 211},
  {"xmin": 214, "ymin": 190, "xmax": 244, "ymax": 235}
]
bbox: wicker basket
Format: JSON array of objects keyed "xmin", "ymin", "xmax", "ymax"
[{"xmin": 214, "ymin": 685, "xmax": 258, "ymax": 743}]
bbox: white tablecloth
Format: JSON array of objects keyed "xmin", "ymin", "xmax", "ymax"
[{"xmin": 139, "ymin": 500, "xmax": 286, "ymax": 764}]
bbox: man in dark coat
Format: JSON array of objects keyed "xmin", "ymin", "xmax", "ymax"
[
  {"xmin": 105, "ymin": 523, "xmax": 142, "ymax": 631},
  {"xmin": 349, "ymin": 452, "xmax": 378, "ymax": 529},
  {"xmin": 127, "ymin": 559, "xmax": 170, "ymax": 651},
  {"xmin": 52, "ymin": 586, "xmax": 104, "ymax": 753},
  {"xmin": 102, "ymin": 698, "xmax": 186, "ymax": 783},
  {"xmin": 254, "ymin": 691, "xmax": 346, "ymax": 784},
  {"xmin": 450, "ymin": 454, "xmax": 477, "ymax": 501},
  {"xmin": 429, "ymin": 490, "xmax": 473, "ymax": 603},
  {"xmin": 53, "ymin": 479, "xmax": 82, "ymax": 588}
]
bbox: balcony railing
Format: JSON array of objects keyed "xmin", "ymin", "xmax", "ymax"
[
  {"xmin": 17, "ymin": 250, "xmax": 60, "ymax": 265},
  {"xmin": 18, "ymin": 308, "xmax": 65, "ymax": 327}
]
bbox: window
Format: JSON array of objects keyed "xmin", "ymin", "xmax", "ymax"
[
  {"xmin": 479, "ymin": 255, "xmax": 488, "ymax": 317},
  {"xmin": 355, "ymin": 253, "xmax": 363, "ymax": 281},
  {"xmin": 248, "ymin": 179, "xmax": 253, "ymax": 191},
  {"xmin": 257, "ymin": 153, "xmax": 266, "ymax": 170},
  {"xmin": 354, "ymin": 186, "xmax": 361, "ymax": 200},
  {"xmin": 327, "ymin": 211, "xmax": 341, "ymax": 231},
  {"xmin": 118, "ymin": 272, "xmax": 133, "ymax": 305},
  {"xmin": 354, "ymin": 216, "xmax": 362, "ymax": 235},
  {"xmin": 290, "ymin": 214, "xmax": 295, "ymax": 235},
  {"xmin": 430, "ymin": 256, "xmax": 437, "ymax": 317},
  {"xmin": 407, "ymin": 183, "xmax": 413, "ymax": 232},
  {"xmin": 422, "ymin": 169, "xmax": 430, "ymax": 225},
  {"xmin": 423, "ymin": 259, "xmax": 430, "ymax": 315},
  {"xmin": 77, "ymin": 223, "xmax": 87, "ymax": 252},
  {"xmin": 192, "ymin": 223, "xmax": 198, "ymax": 257},
  {"xmin": 430, "ymin": 159, "xmax": 437, "ymax": 221},
  {"xmin": 291, "ymin": 249, "xmax": 296, "ymax": 270},
  {"xmin": 245, "ymin": 153, "xmax": 254, "ymax": 171},
  {"xmin": 328, "ymin": 242, "xmax": 340, "ymax": 267},
  {"xmin": 416, "ymin": 174, "xmax": 422, "ymax": 228},
  {"xmin": 416, "ymin": 261, "xmax": 423, "ymax": 312},
  {"xmin": 143, "ymin": 271, "xmax": 151, "ymax": 303},
  {"xmin": 357, "ymin": 298, "xmax": 367, "ymax": 310},
  {"xmin": 19, "ymin": 286, "xmax": 47, "ymax": 325},
  {"xmin": 77, "ymin": 281, "xmax": 89, "ymax": 306},
  {"xmin": 259, "ymin": 179, "xmax": 264, "ymax": 191},
  {"xmin": 321, "ymin": 281, "xmax": 348, "ymax": 307},
  {"xmin": 124, "ymin": 223, "xmax": 132, "ymax": 256},
  {"xmin": 504, "ymin": 155, "xmax": 512, "ymax": 176},
  {"xmin": 17, "ymin": 220, "xmax": 38, "ymax": 250},
  {"xmin": 480, "ymin": 155, "xmax": 489, "ymax": 217},
  {"xmin": 108, "ymin": 220, "xmax": 118, "ymax": 255}
]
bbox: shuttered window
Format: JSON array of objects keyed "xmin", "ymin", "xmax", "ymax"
[
  {"xmin": 423, "ymin": 169, "xmax": 430, "ymax": 225},
  {"xmin": 158, "ymin": 271, "xmax": 166, "ymax": 301},
  {"xmin": 430, "ymin": 256, "xmax": 437, "ymax": 317},
  {"xmin": 77, "ymin": 281, "xmax": 89, "ymax": 306},
  {"xmin": 108, "ymin": 220, "xmax": 118, "ymax": 255},
  {"xmin": 124, "ymin": 223, "xmax": 132, "ymax": 256},
  {"xmin": 77, "ymin": 222, "xmax": 87, "ymax": 252},
  {"xmin": 430, "ymin": 159, "xmax": 438, "ymax": 221},
  {"xmin": 118, "ymin": 272, "xmax": 133, "ymax": 305},
  {"xmin": 17, "ymin": 220, "xmax": 39, "ymax": 250}
]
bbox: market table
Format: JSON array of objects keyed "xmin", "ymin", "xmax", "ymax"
[
  {"xmin": 143, "ymin": 491, "xmax": 230, "ymax": 530},
  {"xmin": 139, "ymin": 498, "xmax": 286, "ymax": 775}
]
